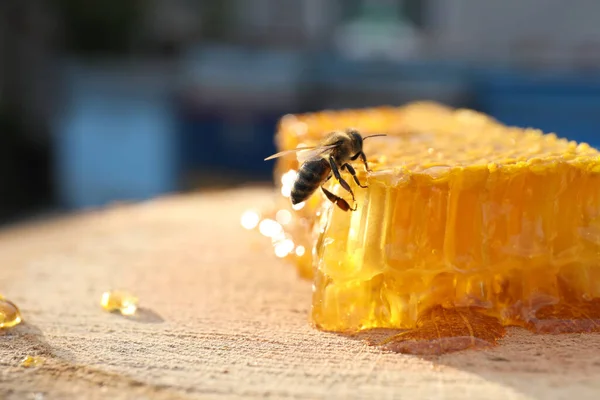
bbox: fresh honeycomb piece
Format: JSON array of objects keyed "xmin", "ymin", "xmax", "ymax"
[
  {"xmin": 311, "ymin": 106, "xmax": 600, "ymax": 332},
  {"xmin": 267, "ymin": 102, "xmax": 600, "ymax": 353}
]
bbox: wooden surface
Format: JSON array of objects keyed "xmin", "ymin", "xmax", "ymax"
[{"xmin": 1, "ymin": 187, "xmax": 600, "ymax": 400}]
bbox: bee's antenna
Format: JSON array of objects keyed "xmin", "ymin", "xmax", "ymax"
[{"xmin": 363, "ymin": 134, "xmax": 387, "ymax": 140}]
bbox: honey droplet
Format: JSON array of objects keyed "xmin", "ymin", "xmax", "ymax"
[
  {"xmin": 100, "ymin": 290, "xmax": 138, "ymax": 316},
  {"xmin": 20, "ymin": 355, "xmax": 45, "ymax": 368},
  {"xmin": 0, "ymin": 295, "xmax": 22, "ymax": 328},
  {"xmin": 240, "ymin": 209, "xmax": 261, "ymax": 230}
]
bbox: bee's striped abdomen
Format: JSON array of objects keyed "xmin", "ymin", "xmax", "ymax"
[{"xmin": 291, "ymin": 158, "xmax": 330, "ymax": 205}]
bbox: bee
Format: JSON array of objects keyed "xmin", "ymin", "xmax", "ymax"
[{"xmin": 264, "ymin": 129, "xmax": 386, "ymax": 211}]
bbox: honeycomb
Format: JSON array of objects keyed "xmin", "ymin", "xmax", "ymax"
[{"xmin": 262, "ymin": 102, "xmax": 600, "ymax": 353}]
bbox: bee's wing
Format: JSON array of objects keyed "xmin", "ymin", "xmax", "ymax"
[
  {"xmin": 263, "ymin": 146, "xmax": 317, "ymax": 161},
  {"xmin": 264, "ymin": 144, "xmax": 338, "ymax": 163},
  {"xmin": 295, "ymin": 145, "xmax": 339, "ymax": 163}
]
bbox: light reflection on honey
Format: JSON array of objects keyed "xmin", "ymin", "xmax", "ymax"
[
  {"xmin": 274, "ymin": 239, "xmax": 295, "ymax": 258},
  {"xmin": 280, "ymin": 170, "xmax": 297, "ymax": 199},
  {"xmin": 275, "ymin": 210, "xmax": 292, "ymax": 226},
  {"xmin": 250, "ymin": 210, "xmax": 302, "ymax": 260},
  {"xmin": 240, "ymin": 210, "xmax": 261, "ymax": 230},
  {"xmin": 242, "ymin": 167, "xmax": 316, "ymax": 274},
  {"xmin": 258, "ymin": 219, "xmax": 283, "ymax": 238}
]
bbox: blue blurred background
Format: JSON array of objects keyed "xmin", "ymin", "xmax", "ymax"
[{"xmin": 2, "ymin": 0, "xmax": 600, "ymax": 225}]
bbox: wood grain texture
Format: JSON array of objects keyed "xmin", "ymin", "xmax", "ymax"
[{"xmin": 1, "ymin": 187, "xmax": 600, "ymax": 400}]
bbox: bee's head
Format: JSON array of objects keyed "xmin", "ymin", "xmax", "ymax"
[{"xmin": 346, "ymin": 128, "xmax": 363, "ymax": 153}]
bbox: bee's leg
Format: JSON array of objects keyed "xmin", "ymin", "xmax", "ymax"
[
  {"xmin": 342, "ymin": 163, "xmax": 368, "ymax": 188},
  {"xmin": 352, "ymin": 152, "xmax": 371, "ymax": 172},
  {"xmin": 321, "ymin": 186, "xmax": 356, "ymax": 212},
  {"xmin": 329, "ymin": 156, "xmax": 355, "ymax": 201},
  {"xmin": 358, "ymin": 152, "xmax": 372, "ymax": 172}
]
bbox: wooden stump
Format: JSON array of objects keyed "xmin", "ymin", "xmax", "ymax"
[{"xmin": 1, "ymin": 187, "xmax": 599, "ymax": 399}]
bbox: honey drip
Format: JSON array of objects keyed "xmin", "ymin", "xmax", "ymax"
[
  {"xmin": 258, "ymin": 101, "xmax": 600, "ymax": 354},
  {"xmin": 527, "ymin": 299, "xmax": 600, "ymax": 334},
  {"xmin": 0, "ymin": 295, "xmax": 22, "ymax": 329},
  {"xmin": 379, "ymin": 306, "xmax": 506, "ymax": 355}
]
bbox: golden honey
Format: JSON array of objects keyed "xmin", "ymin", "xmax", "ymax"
[
  {"xmin": 100, "ymin": 290, "xmax": 138, "ymax": 316},
  {"xmin": 261, "ymin": 102, "xmax": 600, "ymax": 354},
  {"xmin": 0, "ymin": 295, "xmax": 22, "ymax": 329}
]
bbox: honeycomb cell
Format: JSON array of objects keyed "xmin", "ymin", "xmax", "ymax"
[{"xmin": 264, "ymin": 102, "xmax": 600, "ymax": 353}]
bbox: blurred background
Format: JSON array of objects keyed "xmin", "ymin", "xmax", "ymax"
[{"xmin": 2, "ymin": 0, "xmax": 600, "ymax": 226}]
